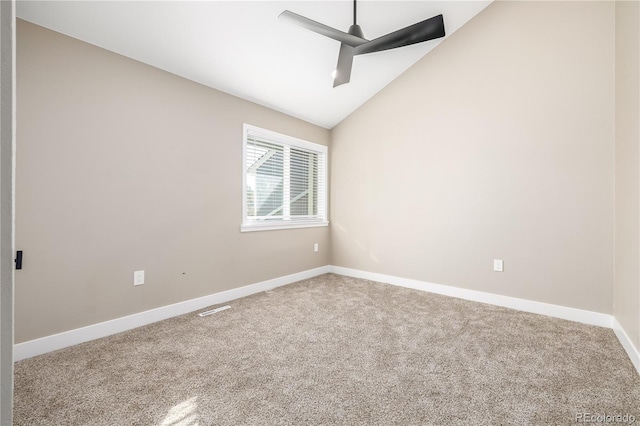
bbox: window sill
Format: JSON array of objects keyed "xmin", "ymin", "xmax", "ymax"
[{"xmin": 240, "ymin": 221, "xmax": 329, "ymax": 233}]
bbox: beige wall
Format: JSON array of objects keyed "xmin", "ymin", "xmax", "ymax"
[
  {"xmin": 15, "ymin": 20, "xmax": 330, "ymax": 343},
  {"xmin": 18, "ymin": 1, "xmax": 638, "ymax": 348},
  {"xmin": 331, "ymin": 1, "xmax": 615, "ymax": 314},
  {"xmin": 615, "ymin": 0, "xmax": 640, "ymax": 349}
]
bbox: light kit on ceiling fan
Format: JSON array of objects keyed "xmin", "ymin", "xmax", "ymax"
[{"xmin": 279, "ymin": 0, "xmax": 446, "ymax": 88}]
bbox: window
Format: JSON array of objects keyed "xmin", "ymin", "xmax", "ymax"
[{"xmin": 242, "ymin": 124, "xmax": 328, "ymax": 232}]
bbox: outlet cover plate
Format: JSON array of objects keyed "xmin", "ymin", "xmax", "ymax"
[{"xmin": 134, "ymin": 270, "xmax": 145, "ymax": 285}]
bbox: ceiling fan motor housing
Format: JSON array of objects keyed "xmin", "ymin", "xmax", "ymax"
[{"xmin": 348, "ymin": 24, "xmax": 365, "ymax": 39}]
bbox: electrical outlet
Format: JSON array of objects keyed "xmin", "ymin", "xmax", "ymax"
[
  {"xmin": 314, "ymin": 243, "xmax": 319, "ymax": 253},
  {"xmin": 134, "ymin": 270, "xmax": 145, "ymax": 285},
  {"xmin": 493, "ymin": 259, "xmax": 504, "ymax": 272}
]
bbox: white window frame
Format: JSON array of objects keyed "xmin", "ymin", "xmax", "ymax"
[{"xmin": 241, "ymin": 124, "xmax": 328, "ymax": 232}]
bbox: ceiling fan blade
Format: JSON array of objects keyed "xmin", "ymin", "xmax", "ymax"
[
  {"xmin": 333, "ymin": 44, "xmax": 355, "ymax": 87},
  {"xmin": 355, "ymin": 14, "xmax": 445, "ymax": 55},
  {"xmin": 279, "ymin": 10, "xmax": 368, "ymax": 47}
]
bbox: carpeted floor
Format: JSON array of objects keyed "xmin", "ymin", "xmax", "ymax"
[{"xmin": 14, "ymin": 274, "xmax": 640, "ymax": 425}]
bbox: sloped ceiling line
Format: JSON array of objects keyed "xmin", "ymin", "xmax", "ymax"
[{"xmin": 17, "ymin": 1, "xmax": 491, "ymax": 129}]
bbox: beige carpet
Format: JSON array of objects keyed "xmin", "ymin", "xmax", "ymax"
[{"xmin": 14, "ymin": 274, "xmax": 640, "ymax": 425}]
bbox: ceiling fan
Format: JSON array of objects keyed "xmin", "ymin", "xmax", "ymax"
[{"xmin": 279, "ymin": 1, "xmax": 446, "ymax": 88}]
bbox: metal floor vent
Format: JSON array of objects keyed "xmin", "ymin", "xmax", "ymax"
[{"xmin": 198, "ymin": 305, "xmax": 231, "ymax": 317}]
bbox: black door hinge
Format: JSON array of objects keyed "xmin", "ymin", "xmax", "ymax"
[{"xmin": 15, "ymin": 250, "xmax": 22, "ymax": 270}]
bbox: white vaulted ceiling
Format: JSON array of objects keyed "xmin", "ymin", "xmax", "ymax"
[{"xmin": 17, "ymin": 1, "xmax": 491, "ymax": 129}]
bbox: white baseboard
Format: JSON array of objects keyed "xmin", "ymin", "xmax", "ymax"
[
  {"xmin": 329, "ymin": 266, "xmax": 614, "ymax": 328},
  {"xmin": 15, "ymin": 264, "xmax": 639, "ymax": 378},
  {"xmin": 613, "ymin": 318, "xmax": 640, "ymax": 375},
  {"xmin": 14, "ymin": 266, "xmax": 331, "ymax": 361},
  {"xmin": 329, "ymin": 266, "xmax": 640, "ymax": 375}
]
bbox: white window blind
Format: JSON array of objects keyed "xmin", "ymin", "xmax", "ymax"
[{"xmin": 242, "ymin": 124, "xmax": 328, "ymax": 232}]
